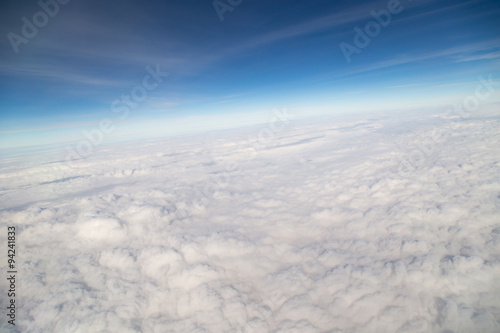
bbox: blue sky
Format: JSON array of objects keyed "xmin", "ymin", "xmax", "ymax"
[{"xmin": 1, "ymin": 0, "xmax": 499, "ymax": 148}]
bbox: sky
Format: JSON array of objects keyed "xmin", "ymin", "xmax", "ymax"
[{"xmin": 0, "ymin": 0, "xmax": 499, "ymax": 148}]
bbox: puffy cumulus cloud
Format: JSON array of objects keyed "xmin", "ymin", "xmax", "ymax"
[{"xmin": 1, "ymin": 109, "xmax": 500, "ymax": 332}]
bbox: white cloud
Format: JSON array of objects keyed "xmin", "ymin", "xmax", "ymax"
[{"xmin": 1, "ymin": 108, "xmax": 500, "ymax": 332}]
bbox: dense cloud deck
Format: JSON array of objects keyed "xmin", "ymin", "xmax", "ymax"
[{"xmin": 1, "ymin": 111, "xmax": 499, "ymax": 332}]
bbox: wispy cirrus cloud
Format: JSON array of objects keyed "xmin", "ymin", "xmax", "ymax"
[
  {"xmin": 335, "ymin": 38, "xmax": 500, "ymax": 78},
  {"xmin": 453, "ymin": 51, "xmax": 500, "ymax": 63}
]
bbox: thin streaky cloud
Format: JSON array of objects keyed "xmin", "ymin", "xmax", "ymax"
[
  {"xmin": 454, "ymin": 51, "xmax": 500, "ymax": 63},
  {"xmin": 336, "ymin": 38, "xmax": 500, "ymax": 78},
  {"xmin": 202, "ymin": 0, "xmax": 440, "ymax": 65}
]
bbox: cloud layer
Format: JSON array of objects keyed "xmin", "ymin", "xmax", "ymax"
[{"xmin": 1, "ymin": 109, "xmax": 500, "ymax": 332}]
